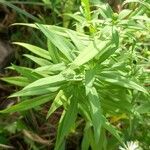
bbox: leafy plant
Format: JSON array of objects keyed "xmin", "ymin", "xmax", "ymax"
[{"xmin": 0, "ymin": 0, "xmax": 150, "ymax": 149}]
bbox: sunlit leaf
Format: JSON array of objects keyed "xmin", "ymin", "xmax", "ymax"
[
  {"xmin": 36, "ymin": 24, "xmax": 75, "ymax": 62},
  {"xmin": 46, "ymin": 90, "xmax": 64, "ymax": 119},
  {"xmin": 88, "ymin": 87, "xmax": 104, "ymax": 143},
  {"xmin": 13, "ymin": 42, "xmax": 51, "ymax": 60},
  {"xmin": 24, "ymin": 54, "xmax": 52, "ymax": 66},
  {"xmin": 0, "ymin": 94, "xmax": 53, "ymax": 113},
  {"xmin": 1, "ymin": 76, "xmax": 30, "ymax": 87}
]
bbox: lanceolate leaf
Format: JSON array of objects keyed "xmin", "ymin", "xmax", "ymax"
[
  {"xmin": 88, "ymin": 87, "xmax": 104, "ymax": 144},
  {"xmin": 97, "ymin": 44, "xmax": 117, "ymax": 64},
  {"xmin": 24, "ymin": 54, "xmax": 52, "ymax": 66},
  {"xmin": 1, "ymin": 76, "xmax": 30, "ymax": 87},
  {"xmin": 81, "ymin": 123, "xmax": 91, "ymax": 150},
  {"xmin": 118, "ymin": 9, "xmax": 132, "ymax": 20},
  {"xmin": 71, "ymin": 40, "xmax": 110, "ymax": 69},
  {"xmin": 104, "ymin": 121, "xmax": 123, "ymax": 143},
  {"xmin": 81, "ymin": 0, "xmax": 91, "ymax": 21},
  {"xmin": 36, "ymin": 24, "xmax": 75, "ymax": 62},
  {"xmin": 13, "ymin": 42, "xmax": 51, "ymax": 60},
  {"xmin": 46, "ymin": 90, "xmax": 64, "ymax": 119},
  {"xmin": 12, "ymin": 23, "xmax": 89, "ymax": 40},
  {"xmin": 9, "ymin": 74, "xmax": 66, "ymax": 97},
  {"xmin": 112, "ymin": 27, "xmax": 119, "ymax": 47},
  {"xmin": 97, "ymin": 4, "xmax": 113, "ymax": 19},
  {"xmin": 12, "ymin": 65, "xmax": 43, "ymax": 81},
  {"xmin": 0, "ymin": 94, "xmax": 54, "ymax": 113},
  {"xmin": 55, "ymin": 95, "xmax": 78, "ymax": 150},
  {"xmin": 98, "ymin": 71, "xmax": 148, "ymax": 93},
  {"xmin": 34, "ymin": 63, "xmax": 66, "ymax": 74},
  {"xmin": 47, "ymin": 40, "xmax": 60, "ymax": 63},
  {"xmin": 66, "ymin": 30, "xmax": 85, "ymax": 52},
  {"xmin": 23, "ymin": 73, "xmax": 66, "ymax": 89},
  {"xmin": 85, "ymin": 68, "xmax": 96, "ymax": 95},
  {"xmin": 10, "ymin": 85, "xmax": 59, "ymax": 97}
]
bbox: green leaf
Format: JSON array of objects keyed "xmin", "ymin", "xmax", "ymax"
[
  {"xmin": 34, "ymin": 63, "xmax": 66, "ymax": 74},
  {"xmin": 81, "ymin": 123, "xmax": 91, "ymax": 150},
  {"xmin": 78, "ymin": 99, "xmax": 92, "ymax": 122},
  {"xmin": 23, "ymin": 73, "xmax": 66, "ymax": 89},
  {"xmin": 104, "ymin": 121, "xmax": 123, "ymax": 144},
  {"xmin": 66, "ymin": 30, "xmax": 85, "ymax": 52},
  {"xmin": 46, "ymin": 90, "xmax": 64, "ymax": 119},
  {"xmin": 97, "ymin": 4, "xmax": 113, "ymax": 19},
  {"xmin": 1, "ymin": 76, "xmax": 30, "ymax": 87},
  {"xmin": 10, "ymin": 85, "xmax": 59, "ymax": 97},
  {"xmin": 12, "ymin": 65, "xmax": 43, "ymax": 81},
  {"xmin": 118, "ymin": 9, "xmax": 132, "ymax": 20},
  {"xmin": 47, "ymin": 40, "xmax": 60, "ymax": 63},
  {"xmin": 71, "ymin": 40, "xmax": 110, "ymax": 69},
  {"xmin": 9, "ymin": 73, "xmax": 66, "ymax": 97},
  {"xmin": 96, "ymin": 43, "xmax": 117, "ymax": 64},
  {"xmin": 98, "ymin": 71, "xmax": 148, "ymax": 93},
  {"xmin": 0, "ymin": 94, "xmax": 53, "ymax": 113},
  {"xmin": 131, "ymin": 15, "xmax": 150, "ymax": 22},
  {"xmin": 112, "ymin": 27, "xmax": 119, "ymax": 47},
  {"xmin": 81, "ymin": 0, "xmax": 91, "ymax": 21},
  {"xmin": 36, "ymin": 24, "xmax": 75, "ymax": 62},
  {"xmin": 88, "ymin": 87, "xmax": 104, "ymax": 143},
  {"xmin": 101, "ymin": 95, "xmax": 132, "ymax": 114},
  {"xmin": 55, "ymin": 95, "xmax": 78, "ymax": 150},
  {"xmin": 85, "ymin": 69, "xmax": 96, "ymax": 95},
  {"xmin": 24, "ymin": 54, "xmax": 52, "ymax": 66},
  {"xmin": 13, "ymin": 42, "xmax": 51, "ymax": 60},
  {"xmin": 11, "ymin": 23, "xmax": 89, "ymax": 40}
]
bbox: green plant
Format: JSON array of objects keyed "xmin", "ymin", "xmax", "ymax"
[{"xmin": 0, "ymin": 0, "xmax": 150, "ymax": 149}]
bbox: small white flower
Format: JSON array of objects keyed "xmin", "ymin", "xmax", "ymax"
[{"xmin": 119, "ymin": 141, "xmax": 142, "ymax": 150}]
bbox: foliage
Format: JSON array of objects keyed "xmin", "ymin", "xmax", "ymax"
[{"xmin": 0, "ymin": 0, "xmax": 150, "ymax": 149}]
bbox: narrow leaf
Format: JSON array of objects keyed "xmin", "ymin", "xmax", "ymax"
[
  {"xmin": 1, "ymin": 76, "xmax": 30, "ymax": 87},
  {"xmin": 13, "ymin": 42, "xmax": 51, "ymax": 60},
  {"xmin": 24, "ymin": 54, "xmax": 52, "ymax": 66},
  {"xmin": 46, "ymin": 90, "xmax": 64, "ymax": 119},
  {"xmin": 12, "ymin": 65, "xmax": 43, "ymax": 81},
  {"xmin": 36, "ymin": 24, "xmax": 75, "ymax": 62},
  {"xmin": 55, "ymin": 96, "xmax": 78, "ymax": 150},
  {"xmin": 10, "ymin": 85, "xmax": 59, "ymax": 97},
  {"xmin": 24, "ymin": 74, "xmax": 65, "ymax": 89},
  {"xmin": 99, "ymin": 71, "xmax": 148, "ymax": 93},
  {"xmin": 88, "ymin": 87, "xmax": 104, "ymax": 143},
  {"xmin": 71, "ymin": 40, "xmax": 109, "ymax": 69},
  {"xmin": 85, "ymin": 69, "xmax": 96, "ymax": 95},
  {"xmin": 0, "ymin": 94, "xmax": 53, "ymax": 113}
]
